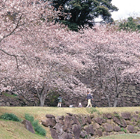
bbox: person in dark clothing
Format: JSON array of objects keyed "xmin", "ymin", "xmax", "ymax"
[{"xmin": 86, "ymin": 91, "xmax": 93, "ymax": 107}]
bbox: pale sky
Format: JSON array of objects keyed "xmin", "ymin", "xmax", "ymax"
[{"xmin": 111, "ymin": 0, "xmax": 140, "ymax": 20}]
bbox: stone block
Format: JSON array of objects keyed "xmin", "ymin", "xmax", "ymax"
[
  {"xmin": 86, "ymin": 116, "xmax": 92, "ymax": 124},
  {"xmin": 114, "ymin": 126, "xmax": 121, "ymax": 132},
  {"xmin": 121, "ymin": 112, "xmax": 131, "ymax": 120},
  {"xmin": 127, "ymin": 125, "xmax": 137, "ymax": 133},
  {"xmin": 84, "ymin": 125, "xmax": 94, "ymax": 135},
  {"xmin": 46, "ymin": 114, "xmax": 55, "ymax": 118},
  {"xmin": 94, "ymin": 117, "xmax": 103, "ymax": 125},
  {"xmin": 96, "ymin": 129, "xmax": 102, "ymax": 137},
  {"xmin": 54, "ymin": 123, "xmax": 63, "ymax": 135},
  {"xmin": 50, "ymin": 128, "xmax": 59, "ymax": 139},
  {"xmin": 42, "ymin": 118, "xmax": 56, "ymax": 127},
  {"xmin": 113, "ymin": 116, "xmax": 127, "ymax": 128},
  {"xmin": 103, "ymin": 123, "xmax": 113, "ymax": 132},
  {"xmin": 22, "ymin": 120, "xmax": 35, "ymax": 133},
  {"xmin": 72, "ymin": 124, "xmax": 81, "ymax": 139},
  {"xmin": 80, "ymin": 131, "xmax": 87, "ymax": 138},
  {"xmin": 103, "ymin": 113, "xmax": 112, "ymax": 119},
  {"xmin": 93, "ymin": 123, "xmax": 100, "ymax": 129},
  {"xmin": 59, "ymin": 132, "xmax": 73, "ymax": 139}
]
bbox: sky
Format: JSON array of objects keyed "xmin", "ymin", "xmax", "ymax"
[{"xmin": 111, "ymin": 0, "xmax": 140, "ymax": 20}]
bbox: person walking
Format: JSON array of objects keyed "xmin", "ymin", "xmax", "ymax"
[
  {"xmin": 86, "ymin": 91, "xmax": 93, "ymax": 107},
  {"xmin": 57, "ymin": 95, "xmax": 62, "ymax": 107}
]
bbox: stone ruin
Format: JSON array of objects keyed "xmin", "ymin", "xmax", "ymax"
[{"xmin": 41, "ymin": 111, "xmax": 140, "ymax": 139}]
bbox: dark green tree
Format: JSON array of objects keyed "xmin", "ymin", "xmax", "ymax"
[
  {"xmin": 119, "ymin": 17, "xmax": 140, "ymax": 32},
  {"xmin": 52, "ymin": 0, "xmax": 118, "ymax": 31}
]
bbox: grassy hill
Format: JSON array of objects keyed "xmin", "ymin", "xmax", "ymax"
[
  {"xmin": 0, "ymin": 120, "xmax": 47, "ymax": 139},
  {"xmin": 0, "ymin": 107, "xmax": 140, "ymax": 139}
]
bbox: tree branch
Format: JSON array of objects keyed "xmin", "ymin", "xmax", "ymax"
[
  {"xmin": 0, "ymin": 14, "xmax": 22, "ymax": 43},
  {"xmin": 0, "ymin": 48, "xmax": 19, "ymax": 68},
  {"xmin": 0, "ymin": 15, "xmax": 23, "ymax": 68}
]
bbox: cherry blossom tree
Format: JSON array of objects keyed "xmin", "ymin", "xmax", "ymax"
[
  {"xmin": 82, "ymin": 27, "xmax": 140, "ymax": 106},
  {"xmin": 0, "ymin": 0, "xmax": 140, "ymax": 107},
  {"xmin": 0, "ymin": 0, "xmax": 62, "ymax": 106},
  {"xmin": 0, "ymin": 0, "xmax": 90, "ymax": 106}
]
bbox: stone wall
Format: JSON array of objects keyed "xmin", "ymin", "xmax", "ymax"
[
  {"xmin": 0, "ymin": 82, "xmax": 140, "ymax": 107},
  {"xmin": 60, "ymin": 82, "xmax": 140, "ymax": 107},
  {"xmin": 0, "ymin": 91, "xmax": 39, "ymax": 106},
  {"xmin": 94, "ymin": 83, "xmax": 140, "ymax": 107},
  {"xmin": 42, "ymin": 111, "xmax": 140, "ymax": 139},
  {"xmin": 0, "ymin": 94, "xmax": 20, "ymax": 106}
]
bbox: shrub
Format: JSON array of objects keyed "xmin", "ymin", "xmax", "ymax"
[
  {"xmin": 33, "ymin": 120, "xmax": 46, "ymax": 136},
  {"xmin": 86, "ymin": 107, "xmax": 100, "ymax": 114},
  {"xmin": 0, "ymin": 113, "xmax": 20, "ymax": 122},
  {"xmin": 25, "ymin": 113, "xmax": 34, "ymax": 124},
  {"xmin": 121, "ymin": 127, "xmax": 127, "ymax": 133},
  {"xmin": 25, "ymin": 114, "xmax": 46, "ymax": 136},
  {"xmin": 61, "ymin": 20, "xmax": 79, "ymax": 31}
]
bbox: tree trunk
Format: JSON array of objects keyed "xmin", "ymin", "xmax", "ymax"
[
  {"xmin": 39, "ymin": 92, "xmax": 47, "ymax": 106},
  {"xmin": 113, "ymin": 98, "xmax": 118, "ymax": 107},
  {"xmin": 104, "ymin": 91, "xmax": 111, "ymax": 107}
]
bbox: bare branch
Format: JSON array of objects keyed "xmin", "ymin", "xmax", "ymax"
[
  {"xmin": 0, "ymin": 48, "xmax": 19, "ymax": 68},
  {"xmin": 0, "ymin": 15, "xmax": 23, "ymax": 68},
  {"xmin": 0, "ymin": 14, "xmax": 22, "ymax": 43}
]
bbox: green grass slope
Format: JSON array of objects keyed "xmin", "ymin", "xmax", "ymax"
[{"xmin": 0, "ymin": 120, "xmax": 46, "ymax": 139}]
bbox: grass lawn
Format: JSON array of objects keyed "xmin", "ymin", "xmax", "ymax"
[
  {"xmin": 99, "ymin": 134, "xmax": 140, "ymax": 139},
  {"xmin": 1, "ymin": 106, "xmax": 140, "ymax": 121}
]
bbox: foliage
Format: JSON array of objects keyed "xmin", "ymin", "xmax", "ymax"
[
  {"xmin": 119, "ymin": 17, "xmax": 140, "ymax": 32},
  {"xmin": 2, "ymin": 92, "xmax": 17, "ymax": 98},
  {"xmin": 86, "ymin": 107, "xmax": 100, "ymax": 114},
  {"xmin": 0, "ymin": 113, "xmax": 20, "ymax": 122},
  {"xmin": 25, "ymin": 114, "xmax": 46, "ymax": 136},
  {"xmin": 25, "ymin": 113, "xmax": 34, "ymax": 124},
  {"xmin": 61, "ymin": 20, "xmax": 79, "ymax": 31},
  {"xmin": 52, "ymin": 0, "xmax": 118, "ymax": 30},
  {"xmin": 121, "ymin": 128, "xmax": 127, "ymax": 133},
  {"xmin": 46, "ymin": 90, "xmax": 60, "ymax": 106},
  {"xmin": 32, "ymin": 120, "xmax": 46, "ymax": 136}
]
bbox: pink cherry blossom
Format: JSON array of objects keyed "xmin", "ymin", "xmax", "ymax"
[{"xmin": 0, "ymin": 0, "xmax": 140, "ymax": 106}]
